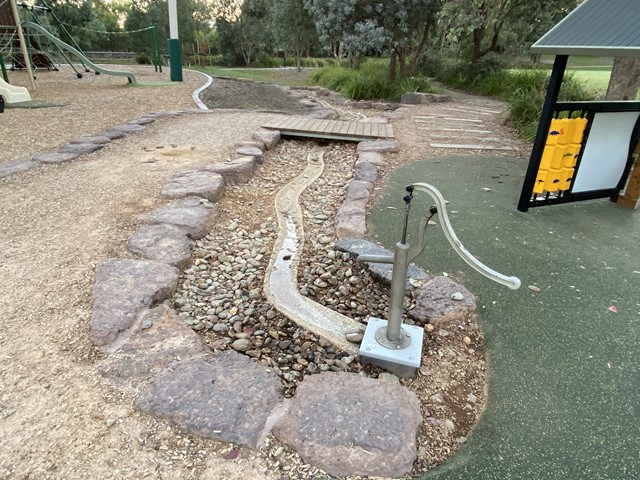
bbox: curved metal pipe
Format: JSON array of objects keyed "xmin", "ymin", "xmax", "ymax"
[{"xmin": 411, "ymin": 183, "xmax": 521, "ymax": 290}]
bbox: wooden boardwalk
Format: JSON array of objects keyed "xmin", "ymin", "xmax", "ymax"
[{"xmin": 262, "ymin": 115, "xmax": 395, "ymax": 142}]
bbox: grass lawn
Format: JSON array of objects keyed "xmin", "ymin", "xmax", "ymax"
[
  {"xmin": 192, "ymin": 66, "xmax": 314, "ymax": 87},
  {"xmin": 567, "ymin": 69, "xmax": 611, "ymax": 94}
]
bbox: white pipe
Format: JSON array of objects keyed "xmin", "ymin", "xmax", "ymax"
[{"xmin": 412, "ymin": 183, "xmax": 521, "ymax": 290}]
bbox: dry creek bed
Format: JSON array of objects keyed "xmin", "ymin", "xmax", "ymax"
[{"xmin": 167, "ymin": 139, "xmax": 487, "ymax": 479}]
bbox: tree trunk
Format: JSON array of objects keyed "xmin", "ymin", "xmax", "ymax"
[
  {"xmin": 472, "ymin": 26, "xmax": 485, "ymax": 62},
  {"xmin": 296, "ymin": 50, "xmax": 302, "ymax": 73},
  {"xmin": 389, "ymin": 51, "xmax": 397, "ymax": 81},
  {"xmin": 398, "ymin": 48, "xmax": 408, "ymax": 78},
  {"xmin": 606, "ymin": 57, "xmax": 640, "ymax": 100}
]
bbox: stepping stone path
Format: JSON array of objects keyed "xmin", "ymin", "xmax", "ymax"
[
  {"xmin": 0, "ymin": 159, "xmax": 37, "ymax": 178},
  {"xmin": 136, "ymin": 197, "xmax": 218, "ymax": 240},
  {"xmin": 70, "ymin": 136, "xmax": 111, "ymax": 145},
  {"xmin": 336, "ymin": 180, "xmax": 372, "ymax": 239},
  {"xmin": 273, "ymin": 372, "xmax": 422, "ymax": 478},
  {"xmin": 91, "ymin": 259, "xmax": 180, "ymax": 346},
  {"xmin": 235, "ymin": 146, "xmax": 264, "ymax": 163},
  {"xmin": 414, "ymin": 102, "xmax": 516, "ymax": 151},
  {"xmin": 128, "ymin": 224, "xmax": 191, "ymax": 269},
  {"xmin": 58, "ymin": 143, "xmax": 104, "ymax": 155},
  {"xmin": 252, "ymin": 128, "xmax": 281, "ymax": 150},
  {"xmin": 160, "ymin": 170, "xmax": 225, "ymax": 202},
  {"xmin": 32, "ymin": 152, "xmax": 80, "ymax": 164},
  {"xmin": 135, "ymin": 350, "xmax": 284, "ymax": 449}
]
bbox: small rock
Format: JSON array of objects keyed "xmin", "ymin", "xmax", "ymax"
[
  {"xmin": 463, "ymin": 336, "xmax": 471, "ymax": 345},
  {"xmin": 346, "ymin": 332, "xmax": 363, "ymax": 343},
  {"xmin": 467, "ymin": 393, "xmax": 478, "ymax": 404},
  {"xmin": 429, "ymin": 392, "xmax": 444, "ymax": 404},
  {"xmin": 528, "ymin": 285, "xmax": 541, "ymax": 293},
  {"xmin": 425, "ymin": 324, "xmax": 434, "ymax": 333},
  {"xmin": 232, "ymin": 339, "xmax": 252, "ymax": 352},
  {"xmin": 451, "ymin": 292, "xmax": 464, "ymax": 301},
  {"xmin": 444, "ymin": 419, "xmax": 455, "ymax": 431}
]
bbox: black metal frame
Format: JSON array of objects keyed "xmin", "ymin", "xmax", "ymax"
[{"xmin": 517, "ymin": 55, "xmax": 640, "ymax": 211}]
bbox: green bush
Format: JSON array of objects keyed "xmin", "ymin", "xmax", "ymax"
[
  {"xmin": 135, "ymin": 52, "xmax": 151, "ymax": 65},
  {"xmin": 311, "ymin": 59, "xmax": 440, "ymax": 102}
]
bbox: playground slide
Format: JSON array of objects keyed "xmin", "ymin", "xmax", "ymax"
[
  {"xmin": 0, "ymin": 77, "xmax": 31, "ymax": 103},
  {"xmin": 22, "ymin": 21, "xmax": 137, "ymax": 85}
]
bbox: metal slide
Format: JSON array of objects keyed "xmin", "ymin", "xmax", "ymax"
[{"xmin": 22, "ymin": 21, "xmax": 137, "ymax": 84}]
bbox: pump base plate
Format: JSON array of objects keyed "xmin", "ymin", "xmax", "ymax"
[{"xmin": 359, "ymin": 317, "xmax": 424, "ymax": 378}]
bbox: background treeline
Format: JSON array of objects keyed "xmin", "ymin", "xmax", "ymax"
[{"xmin": 37, "ymin": 0, "xmax": 579, "ymax": 72}]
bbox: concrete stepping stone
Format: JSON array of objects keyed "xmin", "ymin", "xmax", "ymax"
[
  {"xmin": 161, "ymin": 170, "xmax": 225, "ymax": 203},
  {"xmin": 408, "ymin": 275, "xmax": 477, "ymax": 325},
  {"xmin": 69, "ymin": 136, "xmax": 111, "ymax": 145},
  {"xmin": 335, "ymin": 239, "xmax": 431, "ymax": 288},
  {"xmin": 32, "ymin": 152, "xmax": 80, "ymax": 164},
  {"xmin": 135, "ymin": 350, "xmax": 284, "ymax": 449},
  {"xmin": 91, "ymin": 259, "xmax": 180, "ymax": 347},
  {"xmin": 357, "ymin": 139, "xmax": 399, "ymax": 154},
  {"xmin": 354, "ymin": 159, "xmax": 378, "ymax": 183},
  {"xmin": 98, "ymin": 305, "xmax": 207, "ymax": 388},
  {"xmin": 252, "ymin": 128, "xmax": 281, "ymax": 150},
  {"xmin": 0, "ymin": 159, "xmax": 37, "ymax": 179},
  {"xmin": 128, "ymin": 224, "xmax": 191, "ymax": 269},
  {"xmin": 235, "ymin": 146, "xmax": 264, "ymax": 163},
  {"xmin": 58, "ymin": 143, "xmax": 104, "ymax": 155},
  {"xmin": 111, "ymin": 123, "xmax": 146, "ymax": 133},
  {"xmin": 358, "ymin": 151, "xmax": 387, "ymax": 166},
  {"xmin": 200, "ymin": 156, "xmax": 257, "ymax": 185},
  {"xmin": 136, "ymin": 197, "xmax": 218, "ymax": 240},
  {"xmin": 273, "ymin": 372, "xmax": 422, "ymax": 478},
  {"xmin": 335, "ymin": 180, "xmax": 372, "ymax": 239}
]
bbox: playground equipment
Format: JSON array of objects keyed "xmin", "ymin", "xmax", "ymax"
[
  {"xmin": 0, "ymin": 75, "xmax": 30, "ymax": 102},
  {"xmin": 357, "ymin": 183, "xmax": 520, "ymax": 377},
  {"xmin": 0, "ymin": 0, "xmax": 138, "ymax": 84}
]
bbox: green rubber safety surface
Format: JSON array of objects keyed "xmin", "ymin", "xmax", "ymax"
[{"xmin": 368, "ymin": 156, "xmax": 639, "ymax": 480}]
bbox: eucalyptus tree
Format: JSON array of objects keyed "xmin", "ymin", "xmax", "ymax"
[{"xmin": 271, "ymin": 0, "xmax": 318, "ymax": 71}]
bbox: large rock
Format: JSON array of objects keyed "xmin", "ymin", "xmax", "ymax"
[
  {"xmin": 91, "ymin": 259, "xmax": 180, "ymax": 347},
  {"xmin": 273, "ymin": 372, "xmax": 422, "ymax": 478},
  {"xmin": 136, "ymin": 197, "xmax": 218, "ymax": 240},
  {"xmin": 69, "ymin": 136, "xmax": 111, "ymax": 145},
  {"xmin": 335, "ymin": 180, "xmax": 372, "ymax": 239},
  {"xmin": 111, "ymin": 123, "xmax": 146, "ymax": 133},
  {"xmin": 357, "ymin": 139, "xmax": 399, "ymax": 153},
  {"xmin": 135, "ymin": 350, "xmax": 284, "ymax": 449},
  {"xmin": 0, "ymin": 159, "xmax": 37, "ymax": 178},
  {"xmin": 307, "ymin": 107, "xmax": 337, "ymax": 119},
  {"xmin": 98, "ymin": 305, "xmax": 207, "ymax": 388},
  {"xmin": 128, "ymin": 224, "xmax": 191, "ymax": 269},
  {"xmin": 94, "ymin": 130, "xmax": 126, "ymax": 140},
  {"xmin": 58, "ymin": 143, "xmax": 104, "ymax": 155},
  {"xmin": 200, "ymin": 156, "xmax": 257, "ymax": 185},
  {"xmin": 161, "ymin": 170, "xmax": 225, "ymax": 202},
  {"xmin": 235, "ymin": 140, "xmax": 265, "ymax": 152},
  {"xmin": 401, "ymin": 92, "xmax": 423, "ymax": 105},
  {"xmin": 335, "ymin": 239, "xmax": 431, "ymax": 288},
  {"xmin": 409, "ymin": 276, "xmax": 477, "ymax": 325},
  {"xmin": 252, "ymin": 128, "xmax": 281, "ymax": 150},
  {"xmin": 358, "ymin": 151, "xmax": 387, "ymax": 167},
  {"xmin": 33, "ymin": 152, "xmax": 80, "ymax": 164},
  {"xmin": 235, "ymin": 147, "xmax": 264, "ymax": 163},
  {"xmin": 354, "ymin": 159, "xmax": 378, "ymax": 183}
]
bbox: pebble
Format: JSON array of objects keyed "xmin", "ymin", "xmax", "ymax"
[
  {"xmin": 444, "ymin": 419, "xmax": 455, "ymax": 431},
  {"xmin": 232, "ymin": 339, "xmax": 252, "ymax": 352},
  {"xmin": 346, "ymin": 332, "xmax": 363, "ymax": 343},
  {"xmin": 528, "ymin": 285, "xmax": 541, "ymax": 293},
  {"xmin": 451, "ymin": 291, "xmax": 464, "ymax": 301}
]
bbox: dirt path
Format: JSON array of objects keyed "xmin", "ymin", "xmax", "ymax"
[{"xmin": 0, "ymin": 112, "xmax": 282, "ymax": 480}]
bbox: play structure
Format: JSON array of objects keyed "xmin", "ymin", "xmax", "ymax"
[
  {"xmin": 0, "ymin": 0, "xmax": 140, "ymax": 88},
  {"xmin": 518, "ymin": 0, "xmax": 640, "ymax": 211}
]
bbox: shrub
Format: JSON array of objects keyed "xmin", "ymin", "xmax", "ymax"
[
  {"xmin": 135, "ymin": 52, "xmax": 151, "ymax": 65},
  {"xmin": 311, "ymin": 59, "xmax": 440, "ymax": 102}
]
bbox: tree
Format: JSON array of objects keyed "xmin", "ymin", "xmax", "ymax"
[
  {"xmin": 305, "ymin": 0, "xmax": 440, "ymax": 77},
  {"xmin": 271, "ymin": 0, "xmax": 318, "ymax": 71},
  {"xmin": 438, "ymin": 0, "xmax": 579, "ymax": 63},
  {"xmin": 605, "ymin": 57, "xmax": 640, "ymax": 100},
  {"xmin": 235, "ymin": 0, "xmax": 274, "ymax": 66}
]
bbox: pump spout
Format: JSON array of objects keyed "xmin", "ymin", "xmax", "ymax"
[{"xmin": 411, "ymin": 183, "xmax": 521, "ymax": 290}]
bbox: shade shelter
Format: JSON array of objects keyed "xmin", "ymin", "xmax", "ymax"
[{"xmin": 518, "ymin": 0, "xmax": 640, "ymax": 211}]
